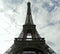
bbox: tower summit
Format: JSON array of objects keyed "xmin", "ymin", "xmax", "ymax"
[
  {"xmin": 25, "ymin": 2, "xmax": 34, "ymax": 24},
  {"xmin": 27, "ymin": 2, "xmax": 31, "ymax": 15},
  {"xmin": 4, "ymin": 2, "xmax": 56, "ymax": 54}
]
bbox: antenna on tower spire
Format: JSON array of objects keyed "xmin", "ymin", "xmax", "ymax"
[
  {"xmin": 27, "ymin": 2, "xmax": 31, "ymax": 15},
  {"xmin": 25, "ymin": 2, "xmax": 34, "ymax": 24}
]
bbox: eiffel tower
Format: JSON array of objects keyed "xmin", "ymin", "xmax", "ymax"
[{"xmin": 4, "ymin": 2, "xmax": 56, "ymax": 54}]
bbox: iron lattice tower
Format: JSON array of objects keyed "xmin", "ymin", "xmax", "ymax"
[{"xmin": 4, "ymin": 2, "xmax": 56, "ymax": 54}]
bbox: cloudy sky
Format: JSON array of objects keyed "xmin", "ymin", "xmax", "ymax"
[{"xmin": 0, "ymin": 0, "xmax": 60, "ymax": 54}]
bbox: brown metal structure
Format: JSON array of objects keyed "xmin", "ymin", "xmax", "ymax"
[{"xmin": 4, "ymin": 2, "xmax": 56, "ymax": 54}]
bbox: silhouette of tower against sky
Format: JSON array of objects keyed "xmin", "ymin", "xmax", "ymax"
[{"xmin": 4, "ymin": 2, "xmax": 56, "ymax": 54}]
